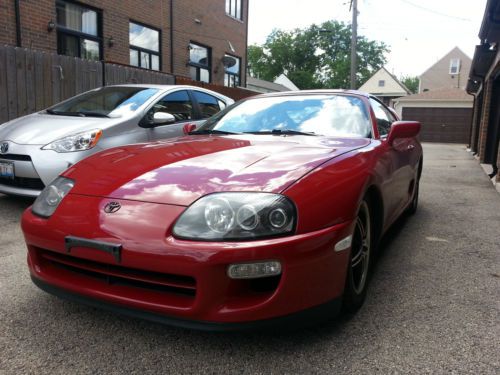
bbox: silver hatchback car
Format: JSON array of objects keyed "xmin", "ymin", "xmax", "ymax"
[{"xmin": 0, "ymin": 85, "xmax": 233, "ymax": 197}]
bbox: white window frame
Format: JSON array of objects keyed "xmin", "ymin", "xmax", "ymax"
[{"xmin": 449, "ymin": 58, "xmax": 460, "ymax": 75}]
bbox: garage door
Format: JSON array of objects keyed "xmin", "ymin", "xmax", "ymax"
[{"xmin": 402, "ymin": 107, "xmax": 472, "ymax": 143}]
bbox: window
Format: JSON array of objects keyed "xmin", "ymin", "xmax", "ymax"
[
  {"xmin": 129, "ymin": 22, "xmax": 160, "ymax": 71},
  {"xmin": 56, "ymin": 1, "xmax": 101, "ymax": 60},
  {"xmin": 449, "ymin": 58, "xmax": 460, "ymax": 75},
  {"xmin": 369, "ymin": 98, "xmax": 395, "ymax": 137},
  {"xmin": 225, "ymin": 0, "xmax": 242, "ymax": 20},
  {"xmin": 378, "ymin": 80, "xmax": 385, "ymax": 87},
  {"xmin": 146, "ymin": 91, "xmax": 193, "ymax": 123},
  {"xmin": 189, "ymin": 43, "xmax": 211, "ymax": 83},
  {"xmin": 224, "ymin": 54, "xmax": 241, "ymax": 87},
  {"xmin": 192, "ymin": 91, "xmax": 224, "ymax": 118}
]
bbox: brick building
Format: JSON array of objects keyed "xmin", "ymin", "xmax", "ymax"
[
  {"xmin": 467, "ymin": 0, "xmax": 500, "ymax": 184},
  {"xmin": 0, "ymin": 0, "xmax": 248, "ymax": 87}
]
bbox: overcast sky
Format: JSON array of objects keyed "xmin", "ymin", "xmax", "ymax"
[{"xmin": 248, "ymin": 0, "xmax": 487, "ymax": 79}]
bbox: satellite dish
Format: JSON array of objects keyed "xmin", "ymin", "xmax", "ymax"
[{"xmin": 221, "ymin": 55, "xmax": 237, "ymax": 68}]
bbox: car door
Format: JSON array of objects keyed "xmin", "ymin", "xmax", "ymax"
[
  {"xmin": 143, "ymin": 90, "xmax": 197, "ymax": 142},
  {"xmin": 190, "ymin": 90, "xmax": 227, "ymax": 120},
  {"xmin": 369, "ymin": 97, "xmax": 412, "ymax": 223}
]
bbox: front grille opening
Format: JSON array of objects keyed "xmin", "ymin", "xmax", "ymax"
[
  {"xmin": 0, "ymin": 176, "xmax": 45, "ymax": 190},
  {"xmin": 0, "ymin": 154, "xmax": 32, "ymax": 161},
  {"xmin": 38, "ymin": 249, "xmax": 196, "ymax": 297},
  {"xmin": 249, "ymin": 275, "xmax": 281, "ymax": 293}
]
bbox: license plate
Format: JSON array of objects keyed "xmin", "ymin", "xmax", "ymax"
[{"xmin": 0, "ymin": 161, "xmax": 14, "ymax": 179}]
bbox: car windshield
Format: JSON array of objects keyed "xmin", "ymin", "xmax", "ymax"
[
  {"xmin": 48, "ymin": 87, "xmax": 160, "ymax": 117},
  {"xmin": 198, "ymin": 94, "xmax": 372, "ymax": 137}
]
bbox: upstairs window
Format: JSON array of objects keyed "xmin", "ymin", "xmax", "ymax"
[
  {"xmin": 224, "ymin": 54, "xmax": 241, "ymax": 87},
  {"xmin": 449, "ymin": 58, "xmax": 460, "ymax": 75},
  {"xmin": 378, "ymin": 80, "xmax": 385, "ymax": 87},
  {"xmin": 129, "ymin": 22, "xmax": 160, "ymax": 71},
  {"xmin": 225, "ymin": 0, "xmax": 242, "ymax": 20},
  {"xmin": 56, "ymin": 0, "xmax": 101, "ymax": 61},
  {"xmin": 189, "ymin": 42, "xmax": 211, "ymax": 83}
]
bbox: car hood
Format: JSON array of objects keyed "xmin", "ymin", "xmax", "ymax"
[
  {"xmin": 0, "ymin": 112, "xmax": 118, "ymax": 145},
  {"xmin": 64, "ymin": 135, "xmax": 370, "ymax": 206}
]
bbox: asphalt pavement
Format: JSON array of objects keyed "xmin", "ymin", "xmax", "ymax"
[{"xmin": 0, "ymin": 143, "xmax": 499, "ymax": 374}]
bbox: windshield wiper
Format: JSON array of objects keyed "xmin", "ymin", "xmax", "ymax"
[
  {"xmin": 76, "ymin": 111, "xmax": 109, "ymax": 118},
  {"xmin": 189, "ymin": 129, "xmax": 241, "ymax": 135},
  {"xmin": 246, "ymin": 129, "xmax": 317, "ymax": 136},
  {"xmin": 45, "ymin": 109, "xmax": 109, "ymax": 118}
]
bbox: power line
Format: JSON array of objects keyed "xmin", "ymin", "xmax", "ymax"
[{"xmin": 398, "ymin": 0, "xmax": 472, "ymax": 22}]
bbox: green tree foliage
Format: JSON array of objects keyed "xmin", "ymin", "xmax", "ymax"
[
  {"xmin": 400, "ymin": 75, "xmax": 419, "ymax": 94},
  {"xmin": 247, "ymin": 21, "xmax": 389, "ymax": 90}
]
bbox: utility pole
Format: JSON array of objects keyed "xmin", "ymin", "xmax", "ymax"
[{"xmin": 350, "ymin": 0, "xmax": 358, "ymax": 89}]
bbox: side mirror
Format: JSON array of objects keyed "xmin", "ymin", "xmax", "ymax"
[
  {"xmin": 153, "ymin": 112, "xmax": 176, "ymax": 125},
  {"xmin": 387, "ymin": 121, "xmax": 421, "ymax": 145},
  {"xmin": 183, "ymin": 123, "xmax": 197, "ymax": 135}
]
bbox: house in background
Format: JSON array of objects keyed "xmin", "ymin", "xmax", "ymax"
[
  {"xmin": 393, "ymin": 88, "xmax": 473, "ymax": 143},
  {"xmin": 419, "ymin": 47, "xmax": 472, "ymax": 93},
  {"xmin": 358, "ymin": 67, "xmax": 410, "ymax": 106},
  {"xmin": 274, "ymin": 74, "xmax": 299, "ymax": 91},
  {"xmin": 466, "ymin": 0, "xmax": 500, "ymax": 185},
  {"xmin": 246, "ymin": 77, "xmax": 290, "ymax": 93},
  {"xmin": 394, "ymin": 46, "xmax": 474, "ymax": 144},
  {"xmin": 0, "ymin": 0, "xmax": 248, "ymax": 87}
]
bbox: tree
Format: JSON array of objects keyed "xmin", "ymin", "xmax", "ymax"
[
  {"xmin": 247, "ymin": 21, "xmax": 389, "ymax": 90},
  {"xmin": 400, "ymin": 75, "xmax": 419, "ymax": 94}
]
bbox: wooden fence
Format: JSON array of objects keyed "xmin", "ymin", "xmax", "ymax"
[
  {"xmin": 0, "ymin": 45, "xmax": 175, "ymax": 123},
  {"xmin": 175, "ymin": 76, "xmax": 259, "ymax": 101}
]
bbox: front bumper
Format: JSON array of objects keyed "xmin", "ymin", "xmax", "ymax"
[
  {"xmin": 22, "ymin": 194, "xmax": 354, "ymax": 327},
  {"xmin": 0, "ymin": 142, "xmax": 97, "ymax": 197}
]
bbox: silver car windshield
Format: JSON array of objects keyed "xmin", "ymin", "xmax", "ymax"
[
  {"xmin": 47, "ymin": 87, "xmax": 160, "ymax": 117},
  {"xmin": 199, "ymin": 95, "xmax": 371, "ymax": 138}
]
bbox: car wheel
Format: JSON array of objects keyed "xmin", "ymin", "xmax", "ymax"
[{"xmin": 342, "ymin": 199, "xmax": 372, "ymax": 313}]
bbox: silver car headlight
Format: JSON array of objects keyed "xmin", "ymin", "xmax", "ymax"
[
  {"xmin": 32, "ymin": 177, "xmax": 74, "ymax": 218},
  {"xmin": 173, "ymin": 192, "xmax": 296, "ymax": 241},
  {"xmin": 42, "ymin": 129, "xmax": 102, "ymax": 152}
]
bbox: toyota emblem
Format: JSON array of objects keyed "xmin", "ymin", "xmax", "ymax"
[
  {"xmin": 0, "ymin": 142, "xmax": 8, "ymax": 154},
  {"xmin": 104, "ymin": 201, "xmax": 121, "ymax": 213}
]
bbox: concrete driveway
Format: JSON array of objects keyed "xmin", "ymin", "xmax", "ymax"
[{"xmin": 0, "ymin": 143, "xmax": 498, "ymax": 374}]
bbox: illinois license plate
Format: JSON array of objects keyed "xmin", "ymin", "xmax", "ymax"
[{"xmin": 0, "ymin": 160, "xmax": 14, "ymax": 179}]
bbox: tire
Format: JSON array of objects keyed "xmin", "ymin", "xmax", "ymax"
[
  {"xmin": 342, "ymin": 199, "xmax": 372, "ymax": 314},
  {"xmin": 407, "ymin": 159, "xmax": 422, "ymax": 215}
]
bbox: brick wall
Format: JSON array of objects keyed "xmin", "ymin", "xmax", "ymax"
[
  {"xmin": 477, "ymin": 79, "xmax": 493, "ymax": 162},
  {"xmin": 0, "ymin": 0, "xmax": 247, "ymax": 86},
  {"xmin": 0, "ymin": 1, "xmax": 17, "ymax": 46},
  {"xmin": 171, "ymin": 0, "xmax": 248, "ymax": 86}
]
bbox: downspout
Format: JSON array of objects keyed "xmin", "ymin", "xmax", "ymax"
[
  {"xmin": 170, "ymin": 0, "xmax": 174, "ymax": 77},
  {"xmin": 14, "ymin": 0, "xmax": 22, "ymax": 47},
  {"xmin": 244, "ymin": 0, "xmax": 249, "ymax": 87}
]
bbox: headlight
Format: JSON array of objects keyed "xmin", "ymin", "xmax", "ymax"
[
  {"xmin": 42, "ymin": 129, "xmax": 102, "ymax": 152},
  {"xmin": 173, "ymin": 192, "xmax": 296, "ymax": 241},
  {"xmin": 32, "ymin": 177, "xmax": 74, "ymax": 218}
]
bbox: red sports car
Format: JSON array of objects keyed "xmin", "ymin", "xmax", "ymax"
[{"xmin": 22, "ymin": 90, "xmax": 422, "ymax": 330}]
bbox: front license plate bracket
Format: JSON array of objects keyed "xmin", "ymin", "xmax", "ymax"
[{"xmin": 65, "ymin": 236, "xmax": 122, "ymax": 263}]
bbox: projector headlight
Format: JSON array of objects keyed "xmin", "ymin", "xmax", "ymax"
[
  {"xmin": 42, "ymin": 129, "xmax": 102, "ymax": 152},
  {"xmin": 173, "ymin": 192, "xmax": 296, "ymax": 241},
  {"xmin": 32, "ymin": 177, "xmax": 74, "ymax": 218}
]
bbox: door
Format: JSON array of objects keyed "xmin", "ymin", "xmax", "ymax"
[
  {"xmin": 402, "ymin": 107, "xmax": 471, "ymax": 143},
  {"xmin": 370, "ymin": 98, "xmax": 413, "ymax": 222},
  {"xmin": 143, "ymin": 90, "xmax": 196, "ymax": 141}
]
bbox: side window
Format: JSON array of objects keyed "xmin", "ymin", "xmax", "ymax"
[
  {"xmin": 369, "ymin": 98, "xmax": 395, "ymax": 137},
  {"xmin": 148, "ymin": 90, "xmax": 193, "ymax": 122},
  {"xmin": 192, "ymin": 91, "xmax": 222, "ymax": 119}
]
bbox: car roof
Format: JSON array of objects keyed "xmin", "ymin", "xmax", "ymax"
[
  {"xmin": 249, "ymin": 89, "xmax": 371, "ymax": 99},
  {"xmin": 105, "ymin": 84, "xmax": 233, "ymax": 100}
]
